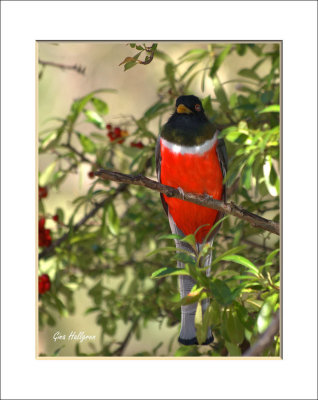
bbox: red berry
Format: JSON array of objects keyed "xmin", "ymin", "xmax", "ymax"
[
  {"xmin": 39, "ymin": 186, "xmax": 48, "ymax": 199},
  {"xmin": 106, "ymin": 124, "xmax": 112, "ymax": 130},
  {"xmin": 114, "ymin": 127, "xmax": 121, "ymax": 135},
  {"xmin": 131, "ymin": 141, "xmax": 144, "ymax": 149},
  {"xmin": 52, "ymin": 215, "xmax": 59, "ymax": 222},
  {"xmin": 39, "ymin": 218, "xmax": 52, "ymax": 247},
  {"xmin": 88, "ymin": 171, "xmax": 95, "ymax": 179},
  {"xmin": 107, "ymin": 131, "xmax": 116, "ymax": 142},
  {"xmin": 39, "ymin": 274, "xmax": 51, "ymax": 295}
]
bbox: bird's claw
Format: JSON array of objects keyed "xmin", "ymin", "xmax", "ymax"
[{"xmin": 177, "ymin": 187, "xmax": 185, "ymax": 200}]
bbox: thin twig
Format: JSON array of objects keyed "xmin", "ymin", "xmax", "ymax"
[
  {"xmin": 113, "ymin": 317, "xmax": 140, "ymax": 356},
  {"xmin": 95, "ymin": 169, "xmax": 280, "ymax": 236},
  {"xmin": 39, "ymin": 184, "xmax": 127, "ymax": 260},
  {"xmin": 243, "ymin": 311, "xmax": 280, "ymax": 356},
  {"xmin": 38, "ymin": 59, "xmax": 86, "ymax": 75}
]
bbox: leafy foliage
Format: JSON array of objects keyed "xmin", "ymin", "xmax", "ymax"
[{"xmin": 38, "ymin": 42, "xmax": 280, "ymax": 357}]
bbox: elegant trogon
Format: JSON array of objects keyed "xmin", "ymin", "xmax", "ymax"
[{"xmin": 156, "ymin": 95, "xmax": 228, "ymax": 345}]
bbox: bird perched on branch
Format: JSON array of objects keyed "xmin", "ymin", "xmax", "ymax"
[{"xmin": 156, "ymin": 95, "xmax": 227, "ymax": 345}]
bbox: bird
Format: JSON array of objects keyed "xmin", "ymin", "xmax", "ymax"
[{"xmin": 156, "ymin": 95, "xmax": 227, "ymax": 345}]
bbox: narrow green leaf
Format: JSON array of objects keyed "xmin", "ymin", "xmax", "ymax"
[
  {"xmin": 151, "ymin": 267, "xmax": 189, "ymax": 279},
  {"xmin": 165, "ymin": 63, "xmax": 176, "ymax": 89},
  {"xmin": 210, "ymin": 44, "xmax": 232, "ymax": 76},
  {"xmin": 84, "ymin": 110, "xmax": 105, "ymax": 129},
  {"xmin": 179, "ymin": 48, "xmax": 208, "ymax": 61},
  {"xmin": 211, "ymin": 75, "xmax": 228, "ymax": 110},
  {"xmin": 124, "ymin": 60, "xmax": 137, "ymax": 71},
  {"xmin": 76, "ymin": 132, "xmax": 97, "ymax": 154},
  {"xmin": 259, "ymin": 105, "xmax": 280, "ymax": 114},
  {"xmin": 211, "ymin": 246, "xmax": 246, "ymax": 267},
  {"xmin": 107, "ymin": 203, "xmax": 120, "ymax": 235},
  {"xmin": 238, "ymin": 68, "xmax": 260, "ymax": 81},
  {"xmin": 257, "ymin": 294, "xmax": 279, "ymax": 334},
  {"xmin": 90, "ymin": 97, "xmax": 109, "ymax": 115},
  {"xmin": 181, "ymin": 234, "xmax": 196, "ymax": 249},
  {"xmin": 158, "ymin": 233, "xmax": 183, "ymax": 241},
  {"xmin": 201, "ymin": 95, "xmax": 213, "ymax": 118},
  {"xmin": 222, "ymin": 255, "xmax": 259, "ymax": 276},
  {"xmin": 265, "ymin": 248, "xmax": 280, "ymax": 265},
  {"xmin": 39, "ymin": 161, "xmax": 57, "ymax": 186},
  {"xmin": 195, "ymin": 300, "xmax": 204, "ymax": 344}
]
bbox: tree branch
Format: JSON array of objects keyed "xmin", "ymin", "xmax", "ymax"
[
  {"xmin": 243, "ymin": 311, "xmax": 280, "ymax": 357},
  {"xmin": 113, "ymin": 317, "xmax": 140, "ymax": 356},
  {"xmin": 95, "ymin": 169, "xmax": 280, "ymax": 236},
  {"xmin": 38, "ymin": 59, "xmax": 86, "ymax": 75}
]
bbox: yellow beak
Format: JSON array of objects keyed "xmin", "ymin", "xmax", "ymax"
[{"xmin": 177, "ymin": 104, "xmax": 192, "ymax": 114}]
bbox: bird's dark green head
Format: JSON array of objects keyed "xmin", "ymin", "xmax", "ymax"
[{"xmin": 161, "ymin": 95, "xmax": 215, "ymax": 146}]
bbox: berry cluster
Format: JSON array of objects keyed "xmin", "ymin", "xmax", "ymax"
[
  {"xmin": 39, "ymin": 274, "xmax": 51, "ymax": 295},
  {"xmin": 39, "ymin": 217, "xmax": 52, "ymax": 247},
  {"xmin": 130, "ymin": 141, "xmax": 145, "ymax": 149},
  {"xmin": 39, "ymin": 186, "xmax": 48, "ymax": 199},
  {"xmin": 106, "ymin": 124, "xmax": 128, "ymax": 144}
]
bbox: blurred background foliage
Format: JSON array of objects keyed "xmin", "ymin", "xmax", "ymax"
[{"xmin": 38, "ymin": 42, "xmax": 280, "ymax": 357}]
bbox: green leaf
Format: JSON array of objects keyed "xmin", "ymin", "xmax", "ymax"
[
  {"xmin": 90, "ymin": 97, "xmax": 109, "ymax": 115},
  {"xmin": 259, "ymin": 105, "xmax": 280, "ymax": 114},
  {"xmin": 211, "ymin": 75, "xmax": 228, "ymax": 110},
  {"xmin": 225, "ymin": 310, "xmax": 245, "ymax": 345},
  {"xmin": 210, "ymin": 279, "xmax": 233, "ymax": 306},
  {"xmin": 210, "ymin": 44, "xmax": 232, "ymax": 76},
  {"xmin": 39, "ymin": 161, "xmax": 57, "ymax": 186},
  {"xmin": 129, "ymin": 43, "xmax": 136, "ymax": 48},
  {"xmin": 158, "ymin": 233, "xmax": 183, "ymax": 241},
  {"xmin": 195, "ymin": 300, "xmax": 205, "ymax": 345},
  {"xmin": 201, "ymin": 95, "xmax": 213, "ymax": 118},
  {"xmin": 179, "ymin": 48, "xmax": 208, "ymax": 61},
  {"xmin": 165, "ymin": 63, "xmax": 176, "ymax": 89},
  {"xmin": 221, "ymin": 255, "xmax": 259, "ymax": 276},
  {"xmin": 257, "ymin": 293, "xmax": 279, "ymax": 334},
  {"xmin": 76, "ymin": 132, "xmax": 97, "ymax": 154},
  {"xmin": 263, "ymin": 155, "xmax": 278, "ymax": 197},
  {"xmin": 84, "ymin": 110, "xmax": 105, "ymax": 129},
  {"xmin": 154, "ymin": 50, "xmax": 173, "ymax": 63},
  {"xmin": 238, "ymin": 68, "xmax": 260, "ymax": 81},
  {"xmin": 144, "ymin": 102, "xmax": 169, "ymax": 119},
  {"xmin": 124, "ymin": 60, "xmax": 137, "ymax": 71},
  {"xmin": 107, "ymin": 203, "xmax": 120, "ymax": 235},
  {"xmin": 151, "ymin": 267, "xmax": 189, "ymax": 279},
  {"xmin": 180, "ymin": 234, "xmax": 196, "ymax": 250},
  {"xmin": 212, "ymin": 246, "xmax": 246, "ymax": 267},
  {"xmin": 174, "ymin": 345, "xmax": 201, "ymax": 357},
  {"xmin": 225, "ymin": 341, "xmax": 241, "ymax": 356},
  {"xmin": 39, "ymin": 130, "xmax": 60, "ymax": 152},
  {"xmin": 71, "ymin": 89, "xmax": 115, "ymax": 122},
  {"xmin": 236, "ymin": 44, "xmax": 247, "ymax": 56},
  {"xmin": 150, "ymin": 43, "xmax": 158, "ymax": 51},
  {"xmin": 265, "ymin": 248, "xmax": 280, "ymax": 265}
]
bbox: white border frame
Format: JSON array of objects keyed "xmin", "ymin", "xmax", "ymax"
[{"xmin": 1, "ymin": 1, "xmax": 317, "ymax": 399}]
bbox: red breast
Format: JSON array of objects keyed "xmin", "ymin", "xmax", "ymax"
[{"xmin": 160, "ymin": 137, "xmax": 224, "ymax": 243}]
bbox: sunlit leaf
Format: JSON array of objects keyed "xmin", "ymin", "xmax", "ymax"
[{"xmin": 151, "ymin": 267, "xmax": 189, "ymax": 279}]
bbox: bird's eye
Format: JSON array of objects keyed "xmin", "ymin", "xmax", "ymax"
[{"xmin": 195, "ymin": 104, "xmax": 201, "ymax": 112}]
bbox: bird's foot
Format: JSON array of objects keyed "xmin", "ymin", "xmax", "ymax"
[{"xmin": 177, "ymin": 187, "xmax": 185, "ymax": 200}]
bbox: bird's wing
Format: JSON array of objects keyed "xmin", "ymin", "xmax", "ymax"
[
  {"xmin": 216, "ymin": 137, "xmax": 228, "ymax": 202},
  {"xmin": 155, "ymin": 136, "xmax": 169, "ymax": 216},
  {"xmin": 205, "ymin": 134, "xmax": 228, "ymax": 242}
]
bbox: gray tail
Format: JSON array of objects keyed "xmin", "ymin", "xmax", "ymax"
[{"xmin": 168, "ymin": 213, "xmax": 214, "ymax": 346}]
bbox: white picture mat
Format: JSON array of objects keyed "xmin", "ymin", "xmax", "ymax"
[{"xmin": 1, "ymin": 1, "xmax": 317, "ymax": 399}]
